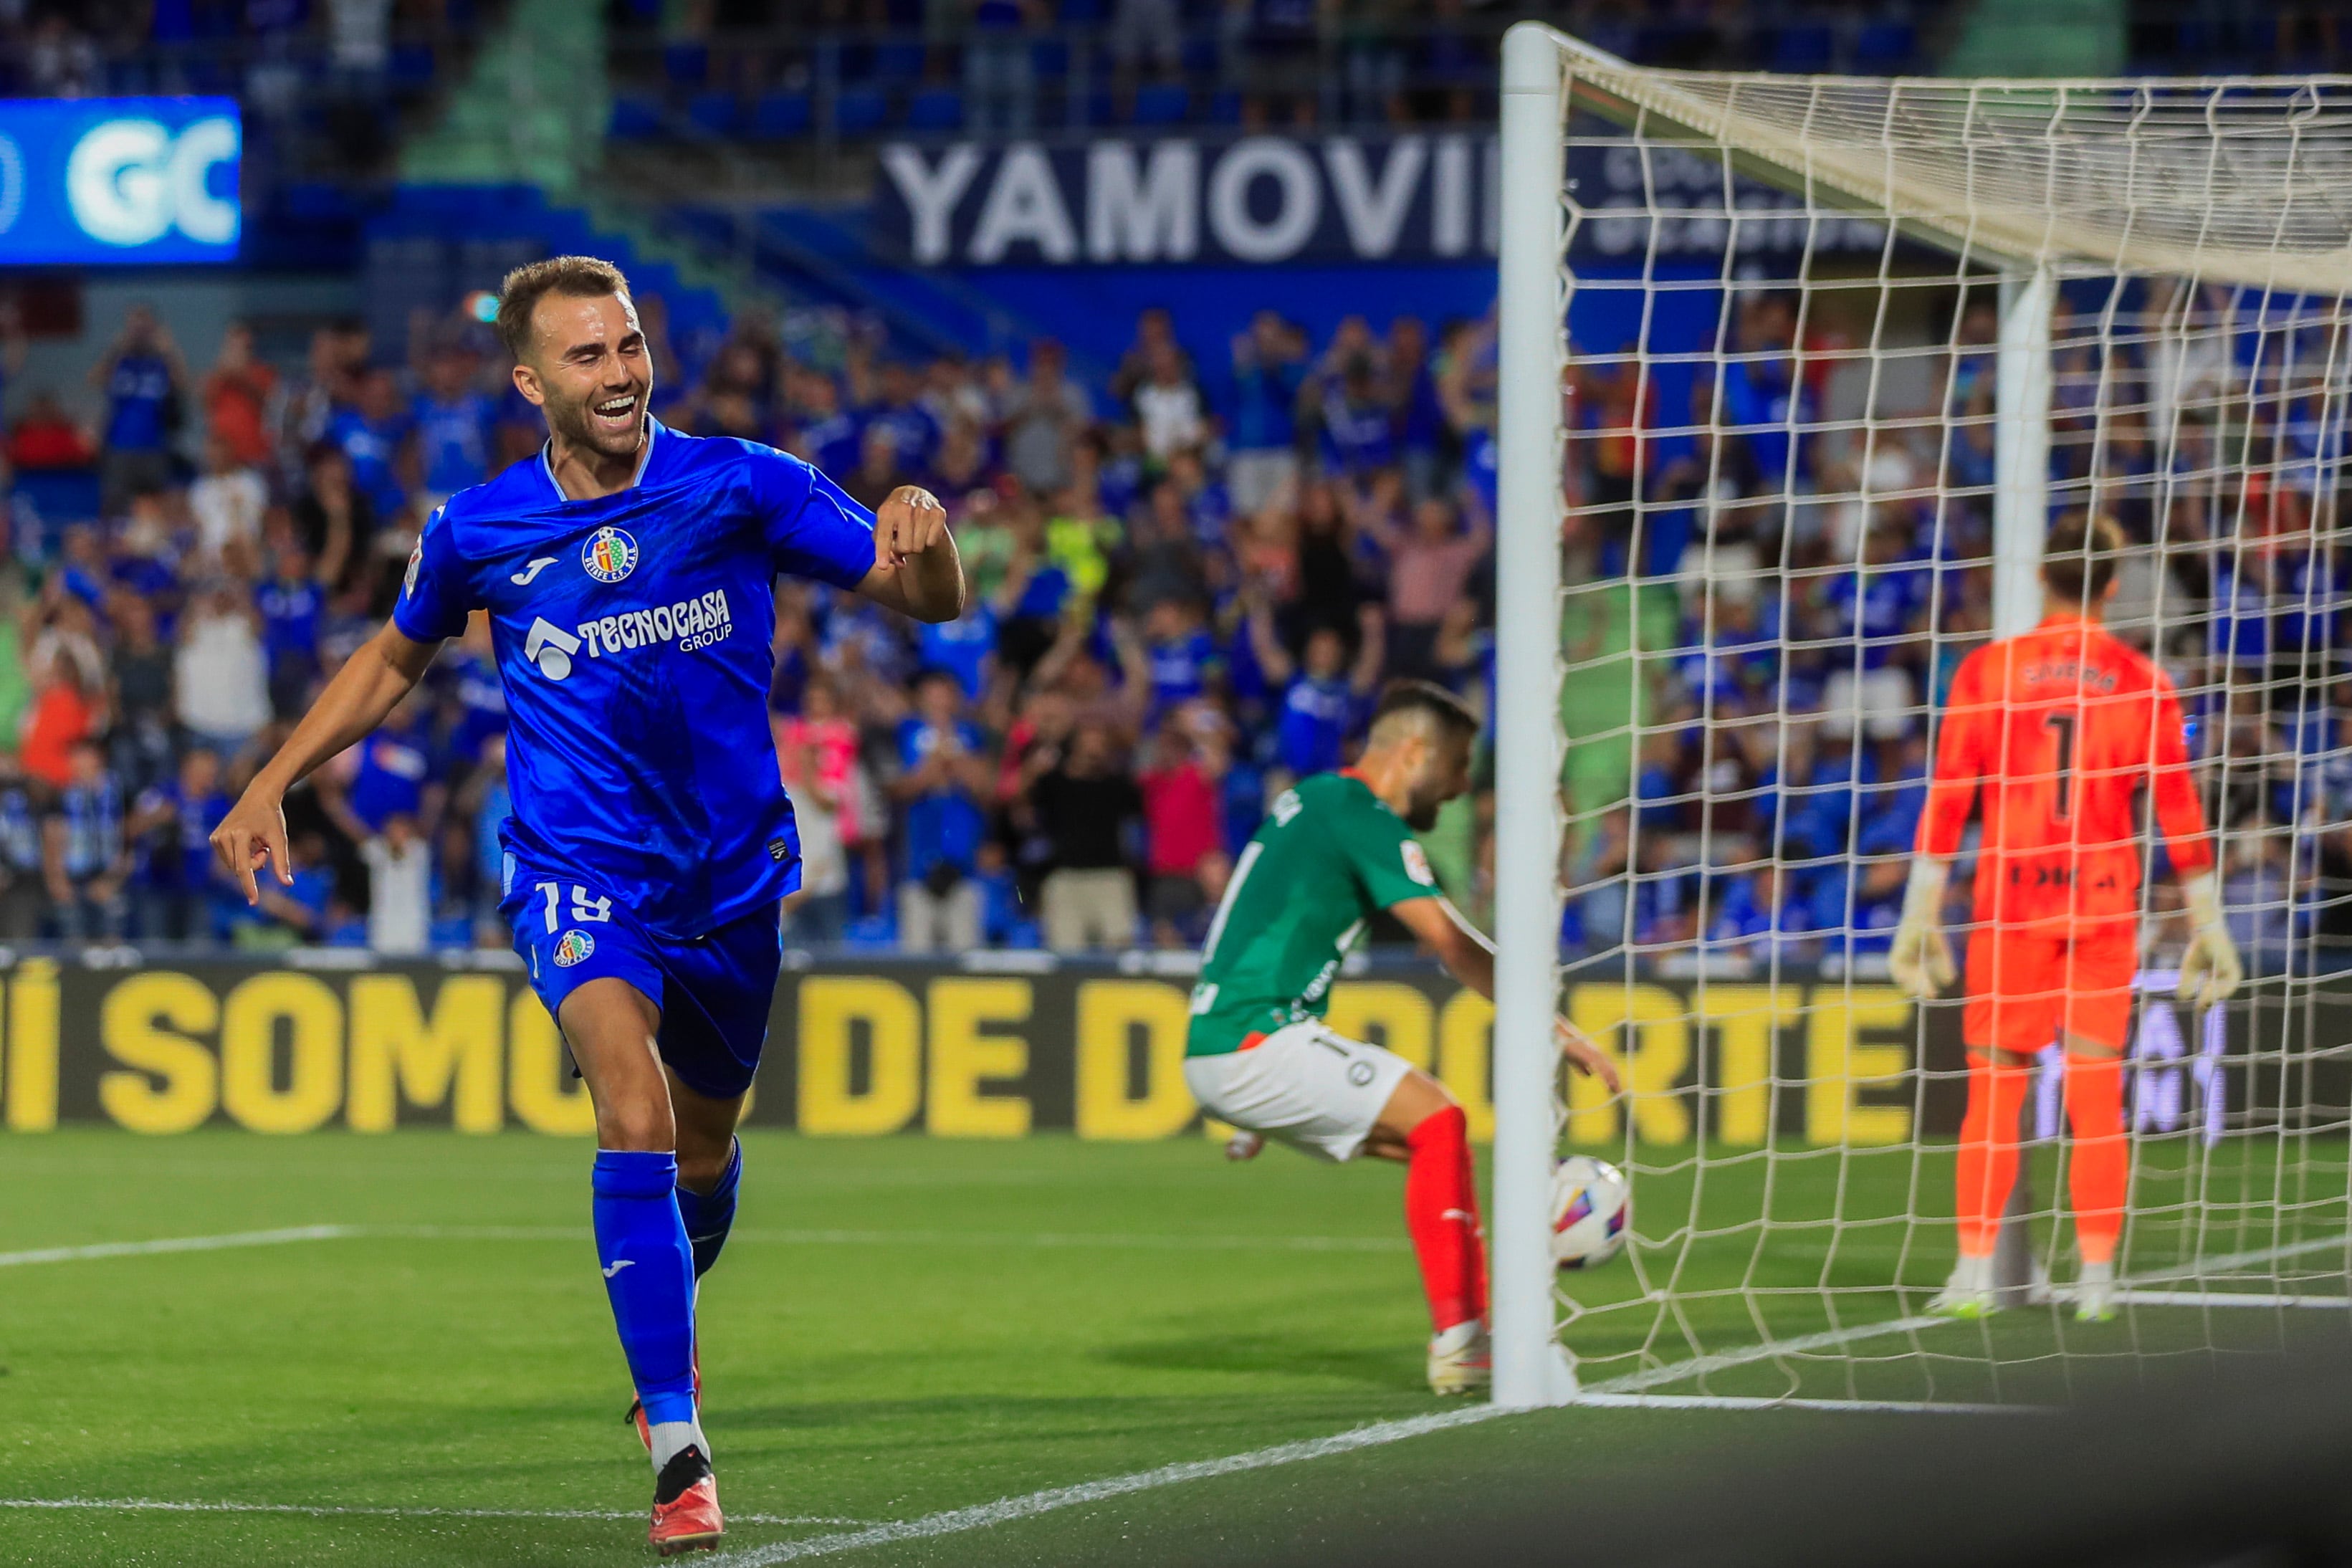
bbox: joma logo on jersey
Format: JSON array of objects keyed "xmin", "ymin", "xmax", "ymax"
[{"xmin": 522, "ymin": 590, "xmax": 735, "ymax": 682}]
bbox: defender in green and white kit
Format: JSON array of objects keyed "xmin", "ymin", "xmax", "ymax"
[{"xmin": 1182, "ymin": 684, "xmax": 1620, "ymax": 1397}]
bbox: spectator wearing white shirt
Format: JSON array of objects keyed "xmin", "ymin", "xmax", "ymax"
[
  {"xmin": 1131, "ymin": 342, "xmax": 1205, "ymax": 464},
  {"xmin": 362, "ymin": 812, "xmax": 433, "ymax": 955},
  {"xmin": 173, "ymin": 580, "xmax": 272, "ymax": 757},
  {"xmin": 189, "ymin": 434, "xmax": 267, "ymax": 566}
]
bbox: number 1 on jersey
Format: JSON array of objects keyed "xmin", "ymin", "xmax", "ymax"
[{"xmin": 2044, "ymin": 710, "xmax": 2077, "ymax": 822}]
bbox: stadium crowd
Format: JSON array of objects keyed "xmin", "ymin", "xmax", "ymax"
[{"xmin": 0, "ymin": 277, "xmax": 2344, "ymax": 963}]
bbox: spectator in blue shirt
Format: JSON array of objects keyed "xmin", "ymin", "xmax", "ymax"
[
  {"xmin": 892, "ymin": 669, "xmax": 995, "ymax": 952},
  {"xmin": 90, "ymin": 305, "xmax": 186, "ymax": 512},
  {"xmin": 1140, "ymin": 599, "xmax": 1220, "ymax": 721},
  {"xmin": 1253, "ymin": 605, "xmax": 1385, "ymax": 780},
  {"xmin": 329, "ymin": 694, "xmax": 440, "ymax": 838},
  {"xmin": 862, "ymin": 361, "xmax": 943, "ymax": 474},
  {"xmin": 918, "ymin": 599, "xmax": 1000, "ymax": 702},
  {"xmin": 1706, "ymin": 862, "xmax": 1815, "ymax": 962},
  {"xmin": 1387, "ymin": 316, "xmax": 1449, "ymax": 501},
  {"xmin": 1228, "ymin": 312, "xmax": 1306, "ymax": 518},
  {"xmin": 459, "ymin": 732, "xmax": 513, "ymax": 940},
  {"xmin": 1316, "ymin": 353, "xmax": 1395, "ymax": 479},
  {"xmin": 1820, "ymin": 520, "xmax": 1931, "ymax": 771},
  {"xmin": 128, "ymin": 747, "xmax": 232, "ymax": 940},
  {"xmin": 787, "ymin": 368, "xmax": 864, "ymax": 478},
  {"xmin": 43, "ymin": 741, "xmax": 130, "ymax": 940},
  {"xmin": 412, "ymin": 346, "xmax": 494, "ymax": 510},
  {"xmin": 328, "ymin": 368, "xmax": 415, "ymax": 525},
  {"xmin": 256, "ymin": 545, "xmax": 325, "ymax": 718}
]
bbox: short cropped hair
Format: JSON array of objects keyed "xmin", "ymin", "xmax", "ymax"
[
  {"xmin": 2042, "ymin": 512, "xmax": 2127, "ymax": 607},
  {"xmin": 1368, "ymin": 680, "xmax": 1480, "ymax": 747},
  {"xmin": 496, "ymin": 255, "xmax": 632, "ymax": 361}
]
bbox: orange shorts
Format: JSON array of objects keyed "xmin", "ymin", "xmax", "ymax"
[{"xmin": 1961, "ymin": 917, "xmax": 2139, "ymax": 1056}]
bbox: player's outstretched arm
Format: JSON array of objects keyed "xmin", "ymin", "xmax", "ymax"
[
  {"xmin": 210, "ymin": 621, "xmax": 442, "ymax": 903},
  {"xmin": 857, "ymin": 484, "xmax": 964, "ymax": 623},
  {"xmin": 1390, "ymin": 894, "xmax": 1622, "ymax": 1093}
]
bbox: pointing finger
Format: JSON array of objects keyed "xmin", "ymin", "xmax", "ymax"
[{"xmin": 265, "ymin": 816, "xmax": 294, "ymax": 887}]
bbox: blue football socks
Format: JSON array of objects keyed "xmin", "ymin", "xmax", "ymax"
[
  {"xmin": 674, "ymin": 1138, "xmax": 742, "ymax": 1280},
  {"xmin": 591, "ymin": 1149, "xmax": 699, "ymax": 1432}
]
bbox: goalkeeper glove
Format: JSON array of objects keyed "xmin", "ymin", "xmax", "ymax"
[
  {"xmin": 1888, "ymin": 858, "xmax": 1956, "ymax": 999},
  {"xmin": 2178, "ymin": 871, "xmax": 2243, "ymax": 1012}
]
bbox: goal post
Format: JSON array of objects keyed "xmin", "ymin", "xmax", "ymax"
[
  {"xmin": 1491, "ymin": 19, "xmax": 1574, "ymax": 1411},
  {"xmin": 1491, "ymin": 24, "xmax": 2352, "ymax": 1409}
]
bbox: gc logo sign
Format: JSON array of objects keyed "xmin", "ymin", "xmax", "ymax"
[{"xmin": 64, "ymin": 115, "xmax": 239, "ymax": 248}]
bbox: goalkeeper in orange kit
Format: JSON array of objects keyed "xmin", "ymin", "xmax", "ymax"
[{"xmin": 1889, "ymin": 514, "xmax": 2242, "ymax": 1323}]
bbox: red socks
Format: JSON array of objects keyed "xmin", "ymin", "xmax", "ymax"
[
  {"xmin": 1954, "ymin": 1056, "xmax": 2030, "ymax": 1259},
  {"xmin": 2063, "ymin": 1053, "xmax": 2128, "ymax": 1266},
  {"xmin": 1403, "ymin": 1106, "xmax": 1486, "ymax": 1334}
]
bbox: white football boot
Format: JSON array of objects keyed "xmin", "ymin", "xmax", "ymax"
[
  {"xmin": 1928, "ymin": 1253, "xmax": 2000, "ymax": 1319},
  {"xmin": 2072, "ymin": 1260, "xmax": 2117, "ymax": 1323},
  {"xmin": 1426, "ymin": 1320, "xmax": 1491, "ymax": 1397}
]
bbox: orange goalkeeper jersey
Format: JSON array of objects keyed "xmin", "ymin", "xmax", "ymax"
[{"xmin": 1917, "ymin": 612, "xmax": 2214, "ymax": 929}]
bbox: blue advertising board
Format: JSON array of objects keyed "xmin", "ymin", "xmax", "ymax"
[{"xmin": 0, "ymin": 97, "xmax": 240, "ymax": 265}]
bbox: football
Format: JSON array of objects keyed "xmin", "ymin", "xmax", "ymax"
[{"xmin": 1550, "ymin": 1156, "xmax": 1632, "ymax": 1270}]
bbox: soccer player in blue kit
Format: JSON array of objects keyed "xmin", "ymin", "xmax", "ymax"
[{"xmin": 211, "ymin": 257, "xmax": 963, "ymax": 1554}]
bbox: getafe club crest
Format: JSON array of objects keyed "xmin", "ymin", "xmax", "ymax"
[
  {"xmin": 553, "ymin": 929, "xmax": 596, "ymax": 967},
  {"xmin": 581, "ymin": 526, "xmax": 639, "ymax": 584}
]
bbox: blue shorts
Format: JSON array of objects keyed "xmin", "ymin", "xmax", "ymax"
[{"xmin": 503, "ymin": 857, "xmax": 784, "ymax": 1101}]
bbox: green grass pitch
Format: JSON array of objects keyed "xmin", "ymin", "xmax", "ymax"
[{"xmin": 1, "ymin": 1129, "xmax": 2343, "ymax": 1566}]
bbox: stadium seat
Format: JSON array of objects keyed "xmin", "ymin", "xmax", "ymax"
[
  {"xmin": 1207, "ymin": 88, "xmax": 1243, "ymax": 124},
  {"xmin": 905, "ymin": 86, "xmax": 965, "ymax": 132},
  {"xmin": 1132, "ymin": 82, "xmax": 1190, "ymax": 125},
  {"xmin": 663, "ymin": 42, "xmax": 709, "ymax": 86},
  {"xmin": 388, "ymin": 43, "xmax": 436, "ymax": 88},
  {"xmin": 608, "ymin": 96, "xmax": 665, "ymax": 140},
  {"xmin": 750, "ymin": 90, "xmax": 813, "ymax": 139},
  {"xmin": 1056, "ymin": 0, "xmax": 1109, "ymax": 19},
  {"xmin": 687, "ymin": 91, "xmax": 739, "ymax": 135},
  {"xmin": 1180, "ymin": 37, "xmax": 1220, "ymax": 76},
  {"xmin": 875, "ymin": 39, "xmax": 927, "ymax": 83},
  {"xmin": 1031, "ymin": 37, "xmax": 1070, "ymax": 79},
  {"xmin": 833, "ymin": 87, "xmax": 889, "ymax": 136},
  {"xmin": 1769, "ymin": 24, "xmax": 1835, "ymax": 73},
  {"xmin": 1853, "ymin": 21, "xmax": 1918, "ymax": 72}
]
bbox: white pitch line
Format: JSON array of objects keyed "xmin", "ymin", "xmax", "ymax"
[
  {"xmin": 1584, "ymin": 1314, "xmax": 1949, "ymax": 1395},
  {"xmin": 1568, "ymin": 1391, "xmax": 2032, "ymax": 1415},
  {"xmin": 371, "ymin": 1225, "xmax": 1406, "ymax": 1254},
  {"xmin": 0, "ymin": 1225, "xmax": 355, "ymax": 1269},
  {"xmin": 0, "ymin": 1497, "xmax": 867, "ymax": 1526},
  {"xmin": 718, "ymin": 1407, "xmax": 1511, "ymax": 1565},
  {"xmin": 2116, "ymin": 1289, "xmax": 2352, "ymax": 1309}
]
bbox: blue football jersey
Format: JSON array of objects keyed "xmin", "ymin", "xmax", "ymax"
[{"xmin": 393, "ymin": 421, "xmax": 878, "ymax": 939}]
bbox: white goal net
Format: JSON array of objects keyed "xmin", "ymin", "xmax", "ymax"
[{"xmin": 1491, "ymin": 25, "xmax": 2352, "ymax": 1409}]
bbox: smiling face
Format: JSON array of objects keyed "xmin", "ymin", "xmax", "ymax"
[{"xmin": 512, "ymin": 291, "xmax": 652, "ymax": 462}]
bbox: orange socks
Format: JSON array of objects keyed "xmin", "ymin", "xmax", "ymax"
[
  {"xmin": 2063, "ymin": 1053, "xmax": 2128, "ymax": 1266},
  {"xmin": 1955, "ymin": 1051, "xmax": 2130, "ymax": 1266},
  {"xmin": 1955, "ymin": 1056, "xmax": 2030, "ymax": 1258}
]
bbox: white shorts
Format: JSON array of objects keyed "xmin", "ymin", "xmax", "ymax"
[{"xmin": 1182, "ymin": 1020, "xmax": 1415, "ymax": 1163}]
